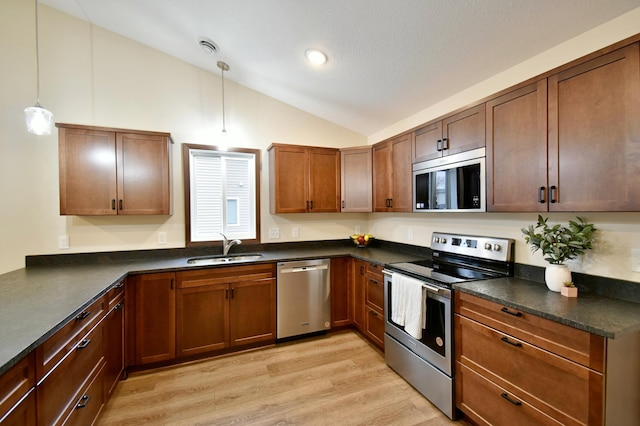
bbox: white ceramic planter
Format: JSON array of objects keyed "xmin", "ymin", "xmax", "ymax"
[{"xmin": 545, "ymin": 264, "xmax": 572, "ymax": 292}]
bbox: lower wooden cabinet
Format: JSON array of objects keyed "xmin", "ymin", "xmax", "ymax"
[
  {"xmin": 0, "ymin": 354, "xmax": 36, "ymax": 425},
  {"xmin": 351, "ymin": 259, "xmax": 385, "ymax": 349},
  {"xmin": 455, "ymin": 291, "xmax": 605, "ymax": 425},
  {"xmin": 175, "ymin": 264, "xmax": 277, "ymax": 358},
  {"xmin": 103, "ymin": 283, "xmax": 125, "ymax": 401},
  {"xmin": 330, "ymin": 257, "xmax": 351, "ymax": 327}
]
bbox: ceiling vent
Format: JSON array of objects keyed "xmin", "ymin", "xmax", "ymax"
[{"xmin": 198, "ymin": 38, "xmax": 218, "ymax": 54}]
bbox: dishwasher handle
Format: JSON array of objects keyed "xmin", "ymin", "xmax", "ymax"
[{"xmin": 280, "ymin": 264, "xmax": 329, "ymax": 274}]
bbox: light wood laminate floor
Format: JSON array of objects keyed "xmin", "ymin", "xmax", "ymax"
[{"xmin": 98, "ymin": 331, "xmax": 469, "ymax": 425}]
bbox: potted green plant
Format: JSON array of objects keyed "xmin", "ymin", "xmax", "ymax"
[{"xmin": 521, "ymin": 215, "xmax": 597, "ymax": 292}]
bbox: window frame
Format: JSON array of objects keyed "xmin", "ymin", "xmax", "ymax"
[{"xmin": 182, "ymin": 143, "xmax": 261, "ymax": 247}]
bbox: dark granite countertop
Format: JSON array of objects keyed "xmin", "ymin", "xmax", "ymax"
[
  {"xmin": 0, "ymin": 244, "xmax": 423, "ymax": 376},
  {"xmin": 453, "ymin": 277, "xmax": 640, "ymax": 339}
]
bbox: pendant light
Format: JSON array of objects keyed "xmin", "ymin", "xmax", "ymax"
[
  {"xmin": 217, "ymin": 61, "xmax": 229, "ymax": 135},
  {"xmin": 24, "ymin": 0, "xmax": 53, "ymax": 135}
]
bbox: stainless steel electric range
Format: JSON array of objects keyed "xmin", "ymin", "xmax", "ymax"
[{"xmin": 382, "ymin": 232, "xmax": 514, "ymax": 419}]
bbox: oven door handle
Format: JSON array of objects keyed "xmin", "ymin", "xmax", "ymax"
[{"xmin": 382, "ymin": 270, "xmax": 443, "ymax": 294}]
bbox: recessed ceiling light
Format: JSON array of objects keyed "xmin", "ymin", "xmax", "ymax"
[{"xmin": 305, "ymin": 49, "xmax": 327, "ymax": 65}]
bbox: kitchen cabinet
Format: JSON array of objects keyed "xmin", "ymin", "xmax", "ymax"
[
  {"xmin": 57, "ymin": 123, "xmax": 172, "ymax": 216},
  {"xmin": 413, "ymin": 104, "xmax": 485, "ymax": 163},
  {"xmin": 340, "ymin": 146, "xmax": 372, "ymax": 212},
  {"xmin": 0, "ymin": 354, "xmax": 36, "ymax": 425},
  {"xmin": 130, "ymin": 272, "xmax": 176, "ymax": 366},
  {"xmin": 175, "ymin": 264, "xmax": 276, "ymax": 357},
  {"xmin": 372, "ymin": 133, "xmax": 412, "ymax": 212},
  {"xmin": 488, "ymin": 42, "xmax": 640, "ymax": 212},
  {"xmin": 268, "ymin": 143, "xmax": 341, "ymax": 213},
  {"xmin": 351, "ymin": 259, "xmax": 384, "ymax": 349},
  {"xmin": 455, "ymin": 291, "xmax": 605, "ymax": 425},
  {"xmin": 486, "ymin": 80, "xmax": 548, "ymax": 212},
  {"xmin": 103, "ymin": 280, "xmax": 125, "ymax": 402},
  {"xmin": 330, "ymin": 257, "xmax": 351, "ymax": 327}
]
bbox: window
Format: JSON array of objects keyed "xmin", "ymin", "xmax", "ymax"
[{"xmin": 183, "ymin": 144, "xmax": 261, "ymax": 246}]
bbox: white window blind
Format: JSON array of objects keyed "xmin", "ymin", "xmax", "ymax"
[{"xmin": 189, "ymin": 149, "xmax": 256, "ymax": 242}]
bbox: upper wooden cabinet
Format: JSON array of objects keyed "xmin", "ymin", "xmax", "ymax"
[
  {"xmin": 488, "ymin": 42, "xmax": 640, "ymax": 212},
  {"xmin": 57, "ymin": 123, "xmax": 172, "ymax": 216},
  {"xmin": 268, "ymin": 144, "xmax": 340, "ymax": 213},
  {"xmin": 413, "ymin": 104, "xmax": 486, "ymax": 163},
  {"xmin": 486, "ymin": 80, "xmax": 548, "ymax": 212},
  {"xmin": 340, "ymin": 146, "xmax": 372, "ymax": 212},
  {"xmin": 547, "ymin": 42, "xmax": 640, "ymax": 211},
  {"xmin": 373, "ymin": 133, "xmax": 412, "ymax": 212}
]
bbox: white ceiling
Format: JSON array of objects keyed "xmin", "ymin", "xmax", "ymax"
[{"xmin": 40, "ymin": 0, "xmax": 640, "ymax": 136}]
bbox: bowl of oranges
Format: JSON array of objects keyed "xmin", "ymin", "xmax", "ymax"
[{"xmin": 350, "ymin": 233, "xmax": 374, "ymax": 248}]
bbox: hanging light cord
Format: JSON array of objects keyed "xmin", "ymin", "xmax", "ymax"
[
  {"xmin": 34, "ymin": 0, "xmax": 42, "ymax": 106},
  {"xmin": 217, "ymin": 61, "xmax": 229, "ymax": 134}
]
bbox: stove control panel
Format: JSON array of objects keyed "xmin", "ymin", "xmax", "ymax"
[{"xmin": 432, "ymin": 232, "xmax": 514, "ymax": 262}]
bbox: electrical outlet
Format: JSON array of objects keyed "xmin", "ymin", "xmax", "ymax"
[
  {"xmin": 269, "ymin": 228, "xmax": 280, "ymax": 239},
  {"xmin": 355, "ymin": 226, "xmax": 361, "ymax": 234},
  {"xmin": 408, "ymin": 228, "xmax": 414, "ymax": 240},
  {"xmin": 58, "ymin": 235, "xmax": 69, "ymax": 249},
  {"xmin": 292, "ymin": 227, "xmax": 299, "ymax": 238},
  {"xmin": 158, "ymin": 231, "xmax": 167, "ymax": 245},
  {"xmin": 632, "ymin": 249, "xmax": 640, "ymax": 272}
]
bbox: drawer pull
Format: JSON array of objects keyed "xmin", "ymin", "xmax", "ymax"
[
  {"xmin": 114, "ymin": 282, "xmax": 124, "ymax": 289},
  {"xmin": 76, "ymin": 311, "xmax": 91, "ymax": 320},
  {"xmin": 369, "ymin": 279, "xmax": 379, "ymax": 285},
  {"xmin": 76, "ymin": 395, "xmax": 91, "ymax": 409},
  {"xmin": 77, "ymin": 339, "xmax": 91, "ymax": 350},
  {"xmin": 114, "ymin": 303, "xmax": 123, "ymax": 311},
  {"xmin": 500, "ymin": 336, "xmax": 522, "ymax": 348},
  {"xmin": 370, "ymin": 310, "xmax": 378, "ymax": 317},
  {"xmin": 501, "ymin": 392, "xmax": 522, "ymax": 406},
  {"xmin": 500, "ymin": 307, "xmax": 522, "ymax": 317}
]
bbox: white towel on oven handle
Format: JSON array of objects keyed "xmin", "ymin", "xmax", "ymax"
[
  {"xmin": 402, "ymin": 276, "xmax": 426, "ymax": 339},
  {"xmin": 391, "ymin": 273, "xmax": 406, "ymax": 325}
]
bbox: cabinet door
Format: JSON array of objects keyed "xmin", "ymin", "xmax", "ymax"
[
  {"xmin": 351, "ymin": 260, "xmax": 366, "ymax": 330},
  {"xmin": 176, "ymin": 283, "xmax": 229, "ymax": 356},
  {"xmin": 229, "ymin": 277, "xmax": 276, "ymax": 346},
  {"xmin": 103, "ymin": 296, "xmax": 124, "ymax": 401},
  {"xmin": 442, "ymin": 104, "xmax": 486, "ymax": 156},
  {"xmin": 390, "ymin": 134, "xmax": 412, "ymax": 212},
  {"xmin": 340, "ymin": 147, "xmax": 372, "ymax": 212},
  {"xmin": 269, "ymin": 145, "xmax": 309, "ymax": 213},
  {"xmin": 0, "ymin": 390, "xmax": 36, "ymax": 426},
  {"xmin": 58, "ymin": 127, "xmax": 117, "ymax": 215},
  {"xmin": 133, "ymin": 272, "xmax": 176, "ymax": 365},
  {"xmin": 116, "ymin": 132, "xmax": 171, "ymax": 215},
  {"xmin": 308, "ymin": 148, "xmax": 340, "ymax": 212},
  {"xmin": 330, "ymin": 257, "xmax": 351, "ymax": 327},
  {"xmin": 548, "ymin": 42, "xmax": 640, "ymax": 211},
  {"xmin": 372, "ymin": 141, "xmax": 392, "ymax": 212},
  {"xmin": 486, "ymin": 80, "xmax": 548, "ymax": 212},
  {"xmin": 413, "ymin": 120, "xmax": 443, "ymax": 162}
]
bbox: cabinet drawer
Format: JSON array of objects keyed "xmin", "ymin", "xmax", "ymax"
[
  {"xmin": 456, "ymin": 315, "xmax": 603, "ymax": 425},
  {"xmin": 455, "ymin": 292, "xmax": 604, "ymax": 370},
  {"xmin": 365, "ymin": 308, "xmax": 385, "ymax": 349},
  {"xmin": 37, "ymin": 323, "xmax": 104, "ymax": 426},
  {"xmin": 457, "ymin": 362, "xmax": 562, "ymax": 426},
  {"xmin": 62, "ymin": 364, "xmax": 104, "ymax": 426},
  {"xmin": 0, "ymin": 389, "xmax": 36, "ymax": 426},
  {"xmin": 0, "ymin": 353, "xmax": 35, "ymax": 420},
  {"xmin": 364, "ymin": 262, "xmax": 384, "ymax": 281},
  {"xmin": 36, "ymin": 295, "xmax": 107, "ymax": 381},
  {"xmin": 364, "ymin": 274, "xmax": 384, "ymax": 312},
  {"xmin": 107, "ymin": 280, "xmax": 125, "ymax": 309}
]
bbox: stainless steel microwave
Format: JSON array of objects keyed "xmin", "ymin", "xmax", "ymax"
[{"xmin": 413, "ymin": 147, "xmax": 485, "ymax": 212}]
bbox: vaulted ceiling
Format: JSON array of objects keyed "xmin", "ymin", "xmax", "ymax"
[{"xmin": 40, "ymin": 0, "xmax": 640, "ymax": 135}]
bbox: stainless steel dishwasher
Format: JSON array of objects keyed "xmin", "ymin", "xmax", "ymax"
[{"xmin": 277, "ymin": 258, "xmax": 331, "ymax": 339}]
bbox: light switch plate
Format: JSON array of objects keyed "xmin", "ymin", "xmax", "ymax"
[
  {"xmin": 292, "ymin": 227, "xmax": 299, "ymax": 238},
  {"xmin": 158, "ymin": 232, "xmax": 167, "ymax": 245}
]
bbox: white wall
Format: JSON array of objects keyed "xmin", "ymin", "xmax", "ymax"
[
  {"xmin": 0, "ymin": 0, "xmax": 367, "ymax": 274},
  {"xmin": 2, "ymin": 0, "xmax": 640, "ymax": 285}
]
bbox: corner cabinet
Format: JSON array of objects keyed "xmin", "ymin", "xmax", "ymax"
[
  {"xmin": 57, "ymin": 123, "xmax": 172, "ymax": 216},
  {"xmin": 372, "ymin": 133, "xmax": 412, "ymax": 212},
  {"xmin": 340, "ymin": 146, "xmax": 372, "ymax": 212},
  {"xmin": 268, "ymin": 143, "xmax": 341, "ymax": 213}
]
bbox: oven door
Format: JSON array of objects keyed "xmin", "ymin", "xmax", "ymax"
[
  {"xmin": 383, "ymin": 272, "xmax": 452, "ymax": 376},
  {"xmin": 413, "ymin": 148, "xmax": 485, "ymax": 212}
]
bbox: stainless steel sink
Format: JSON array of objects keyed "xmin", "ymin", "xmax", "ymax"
[{"xmin": 186, "ymin": 254, "xmax": 264, "ymax": 265}]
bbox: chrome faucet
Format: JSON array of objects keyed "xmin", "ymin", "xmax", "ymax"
[{"xmin": 220, "ymin": 233, "xmax": 242, "ymax": 256}]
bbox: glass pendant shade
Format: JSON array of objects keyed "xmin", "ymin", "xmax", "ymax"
[{"xmin": 24, "ymin": 103, "xmax": 53, "ymax": 135}]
